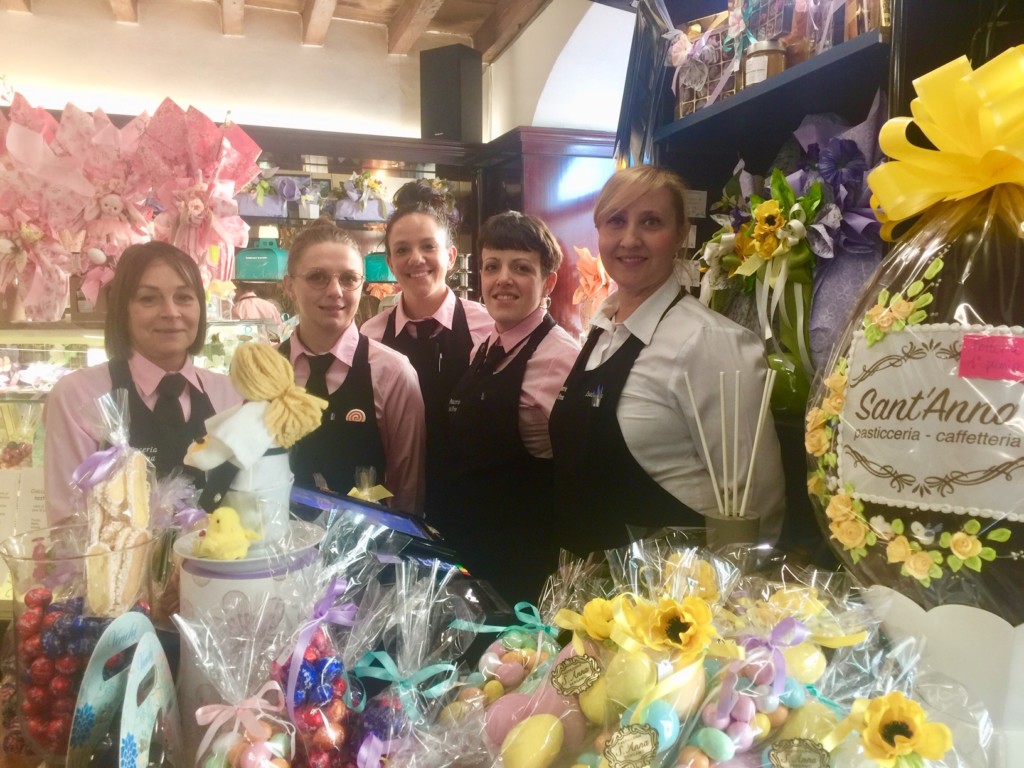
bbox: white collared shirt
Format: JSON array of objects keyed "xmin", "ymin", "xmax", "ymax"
[{"xmin": 586, "ymin": 275, "xmax": 786, "ymax": 544}]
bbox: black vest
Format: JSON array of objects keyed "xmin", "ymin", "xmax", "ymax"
[
  {"xmin": 443, "ymin": 314, "xmax": 557, "ymax": 603},
  {"xmin": 381, "ymin": 300, "xmax": 473, "ymax": 516},
  {"xmin": 548, "ymin": 293, "xmax": 702, "ymax": 553},
  {"xmin": 279, "ymin": 334, "xmax": 387, "ymax": 502},
  {"xmin": 107, "ymin": 359, "xmax": 214, "ymax": 483}
]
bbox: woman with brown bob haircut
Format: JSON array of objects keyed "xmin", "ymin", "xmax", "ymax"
[{"xmin": 44, "ymin": 242, "xmax": 241, "ymax": 522}]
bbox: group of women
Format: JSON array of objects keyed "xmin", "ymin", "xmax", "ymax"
[{"xmin": 44, "ymin": 164, "xmax": 785, "ymax": 603}]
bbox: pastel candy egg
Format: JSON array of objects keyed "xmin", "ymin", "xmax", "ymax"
[
  {"xmin": 604, "ymin": 649, "xmax": 657, "ymax": 706},
  {"xmin": 211, "ymin": 731, "xmax": 242, "ymax": 756},
  {"xmin": 268, "ymin": 731, "xmax": 291, "ymax": 757},
  {"xmin": 677, "ymin": 744, "xmax": 711, "ymax": 768},
  {"xmin": 725, "ymin": 720, "xmax": 755, "ymax": 751},
  {"xmin": 240, "ymin": 742, "xmax": 273, "ymax": 768},
  {"xmin": 753, "ymin": 685, "xmax": 779, "ymax": 714},
  {"xmin": 639, "ymin": 699, "xmax": 680, "ymax": 752},
  {"xmin": 458, "ymin": 685, "xmax": 485, "ymax": 703},
  {"xmin": 700, "ymin": 702, "xmax": 730, "ymax": 730},
  {"xmin": 775, "ymin": 699, "xmax": 836, "ymax": 741},
  {"xmin": 496, "ymin": 661, "xmax": 527, "ymax": 689},
  {"xmin": 579, "ymin": 675, "xmax": 615, "ymax": 725},
  {"xmin": 440, "ymin": 700, "xmax": 471, "ymax": 726},
  {"xmin": 529, "ymin": 682, "xmax": 587, "ymax": 751},
  {"xmin": 730, "ymin": 695, "xmax": 756, "ymax": 723},
  {"xmin": 574, "ymin": 752, "xmax": 602, "ymax": 768},
  {"xmin": 465, "ymin": 671, "xmax": 487, "ymax": 687},
  {"xmin": 202, "ymin": 755, "xmax": 229, "ymax": 768},
  {"xmin": 779, "ymin": 677, "xmax": 806, "ymax": 709},
  {"xmin": 479, "ymin": 651, "xmax": 503, "ymax": 678},
  {"xmin": 501, "ymin": 714, "xmax": 564, "ymax": 768},
  {"xmin": 780, "ymin": 643, "xmax": 826, "ymax": 685},
  {"xmin": 484, "ymin": 691, "xmax": 531, "ymax": 745},
  {"xmin": 752, "ymin": 712, "xmax": 771, "ymax": 741},
  {"xmin": 502, "ymin": 629, "xmax": 530, "ymax": 650},
  {"xmin": 488, "ymin": 640, "xmax": 507, "ymax": 655},
  {"xmin": 766, "ymin": 704, "xmax": 790, "ymax": 729},
  {"xmin": 690, "ymin": 726, "xmax": 736, "ymax": 763},
  {"xmin": 483, "ymin": 679, "xmax": 505, "ymax": 703}
]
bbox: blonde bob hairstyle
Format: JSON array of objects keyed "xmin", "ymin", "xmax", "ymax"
[{"xmin": 593, "ymin": 165, "xmax": 691, "ymax": 254}]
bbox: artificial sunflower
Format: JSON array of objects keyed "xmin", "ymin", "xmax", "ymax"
[
  {"xmin": 857, "ymin": 691, "xmax": 952, "ymax": 766},
  {"xmin": 646, "ymin": 596, "xmax": 717, "ymax": 664}
]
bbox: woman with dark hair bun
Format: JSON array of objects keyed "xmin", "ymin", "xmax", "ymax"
[
  {"xmin": 361, "ymin": 180, "xmax": 492, "ymax": 518},
  {"xmin": 44, "ymin": 242, "xmax": 242, "ymax": 523},
  {"xmin": 281, "ymin": 217, "xmax": 426, "ymax": 514}
]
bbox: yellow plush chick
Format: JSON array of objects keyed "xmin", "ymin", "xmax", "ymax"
[{"xmin": 193, "ymin": 506, "xmax": 261, "ymax": 560}]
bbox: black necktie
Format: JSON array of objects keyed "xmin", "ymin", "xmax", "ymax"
[
  {"xmin": 481, "ymin": 341, "xmax": 507, "ymax": 374},
  {"xmin": 154, "ymin": 373, "xmax": 187, "ymax": 426},
  {"xmin": 410, "ymin": 318, "xmax": 440, "ymax": 342},
  {"xmin": 305, "ymin": 353, "xmax": 335, "ymax": 399}
]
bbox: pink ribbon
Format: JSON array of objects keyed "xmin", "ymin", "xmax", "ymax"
[
  {"xmin": 71, "ymin": 445, "xmax": 125, "ymax": 491},
  {"xmin": 80, "ymin": 264, "xmax": 115, "ymax": 305},
  {"xmin": 195, "ymin": 681, "xmax": 294, "ymax": 765},
  {"xmin": 286, "ymin": 577, "xmax": 359, "ymax": 721}
]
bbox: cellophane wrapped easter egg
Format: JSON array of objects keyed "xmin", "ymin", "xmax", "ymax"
[{"xmin": 805, "ymin": 46, "xmax": 1024, "ymax": 756}]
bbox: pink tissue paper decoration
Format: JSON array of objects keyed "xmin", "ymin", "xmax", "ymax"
[
  {"xmin": 137, "ymin": 99, "xmax": 261, "ymax": 284},
  {"xmin": 0, "ymin": 94, "xmax": 82, "ymax": 321}
]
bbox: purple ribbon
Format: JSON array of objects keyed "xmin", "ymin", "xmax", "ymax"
[
  {"xmin": 275, "ymin": 176, "xmax": 302, "ymax": 203},
  {"xmin": 286, "ymin": 577, "xmax": 359, "ymax": 721},
  {"xmin": 174, "ymin": 506, "xmax": 207, "ymax": 531},
  {"xmin": 357, "ymin": 734, "xmax": 386, "ymax": 768},
  {"xmin": 716, "ymin": 618, "xmax": 809, "ymax": 719},
  {"xmin": 71, "ymin": 444, "xmax": 124, "ymax": 491}
]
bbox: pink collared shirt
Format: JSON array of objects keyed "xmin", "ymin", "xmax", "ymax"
[
  {"xmin": 285, "ymin": 323, "xmax": 426, "ymax": 515},
  {"xmin": 360, "ymin": 288, "xmax": 493, "ymax": 345},
  {"xmin": 43, "ymin": 357, "xmax": 241, "ymax": 525},
  {"xmin": 477, "ymin": 307, "xmax": 581, "ymax": 458}
]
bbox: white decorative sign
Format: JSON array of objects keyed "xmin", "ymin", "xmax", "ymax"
[{"xmin": 839, "ymin": 325, "xmax": 1024, "ymax": 520}]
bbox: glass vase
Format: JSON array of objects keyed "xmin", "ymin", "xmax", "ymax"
[{"xmin": 0, "ymin": 523, "xmax": 155, "ymax": 763}]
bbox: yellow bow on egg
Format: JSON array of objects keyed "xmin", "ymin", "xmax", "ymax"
[{"xmin": 868, "ymin": 45, "xmax": 1024, "ymax": 238}]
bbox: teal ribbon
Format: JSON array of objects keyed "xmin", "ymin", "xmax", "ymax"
[
  {"xmin": 723, "ymin": 8, "xmax": 757, "ymax": 58},
  {"xmin": 352, "ymin": 651, "xmax": 458, "ymax": 726},
  {"xmin": 806, "ymin": 684, "xmax": 847, "ymax": 719},
  {"xmin": 449, "ymin": 601, "xmax": 559, "ymax": 639}
]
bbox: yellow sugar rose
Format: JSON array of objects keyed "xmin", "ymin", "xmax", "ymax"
[
  {"xmin": 825, "ymin": 493, "xmax": 856, "ymax": 522},
  {"xmin": 888, "ymin": 298, "xmax": 915, "ymax": 321},
  {"xmin": 807, "ymin": 473, "xmax": 826, "ymax": 498},
  {"xmin": 805, "ymin": 426, "xmax": 830, "ymax": 457},
  {"xmin": 806, "ymin": 406, "xmax": 828, "ymax": 430},
  {"xmin": 822, "ymin": 392, "xmax": 846, "ymax": 417},
  {"xmin": 886, "ymin": 535, "xmax": 912, "ymax": 564},
  {"xmin": 903, "ymin": 551, "xmax": 935, "ymax": 580},
  {"xmin": 830, "ymin": 518, "xmax": 869, "ymax": 549},
  {"xmin": 949, "ymin": 531, "xmax": 982, "ymax": 559},
  {"xmin": 866, "ymin": 304, "xmax": 896, "ymax": 332},
  {"xmin": 824, "ymin": 370, "xmax": 847, "ymax": 394}
]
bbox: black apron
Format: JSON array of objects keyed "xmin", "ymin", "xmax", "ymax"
[
  {"xmin": 443, "ymin": 314, "xmax": 557, "ymax": 603},
  {"xmin": 108, "ymin": 359, "xmax": 214, "ymax": 483},
  {"xmin": 280, "ymin": 334, "xmax": 387, "ymax": 501},
  {"xmin": 548, "ymin": 292, "xmax": 702, "ymax": 554},
  {"xmin": 381, "ymin": 300, "xmax": 473, "ymax": 517}
]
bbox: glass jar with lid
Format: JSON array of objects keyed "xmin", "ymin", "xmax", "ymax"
[{"xmin": 743, "ymin": 40, "xmax": 787, "ymax": 88}]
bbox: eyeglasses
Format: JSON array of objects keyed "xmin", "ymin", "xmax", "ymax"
[{"xmin": 292, "ymin": 269, "xmax": 365, "ymax": 291}]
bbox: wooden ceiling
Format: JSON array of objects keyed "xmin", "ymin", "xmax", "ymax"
[{"xmin": 0, "ymin": 0, "xmax": 558, "ymax": 63}]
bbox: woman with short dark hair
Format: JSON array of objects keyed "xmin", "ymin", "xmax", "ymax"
[{"xmin": 44, "ymin": 242, "xmax": 241, "ymax": 523}]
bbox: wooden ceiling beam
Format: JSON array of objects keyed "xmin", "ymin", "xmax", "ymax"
[
  {"xmin": 301, "ymin": 0, "xmax": 337, "ymax": 46},
  {"xmin": 221, "ymin": 0, "xmax": 245, "ymax": 35},
  {"xmin": 108, "ymin": 0, "xmax": 138, "ymax": 22},
  {"xmin": 474, "ymin": 0, "xmax": 552, "ymax": 64},
  {"xmin": 1, "ymin": 0, "xmax": 32, "ymax": 12},
  {"xmin": 389, "ymin": 0, "xmax": 444, "ymax": 55}
]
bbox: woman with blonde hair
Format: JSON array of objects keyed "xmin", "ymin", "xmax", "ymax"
[{"xmin": 549, "ymin": 165, "xmax": 786, "ymax": 553}]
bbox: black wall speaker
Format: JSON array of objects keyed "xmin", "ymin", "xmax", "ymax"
[{"xmin": 420, "ymin": 44, "xmax": 483, "ymax": 143}]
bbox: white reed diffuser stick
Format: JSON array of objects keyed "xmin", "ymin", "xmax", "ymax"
[
  {"xmin": 739, "ymin": 368, "xmax": 777, "ymax": 519},
  {"xmin": 719, "ymin": 372, "xmax": 729, "ymax": 517},
  {"xmin": 684, "ymin": 371, "xmax": 725, "ymax": 517},
  {"xmin": 732, "ymin": 370, "xmax": 740, "ymax": 516}
]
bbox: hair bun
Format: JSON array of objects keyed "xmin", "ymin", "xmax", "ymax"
[{"xmin": 392, "ymin": 179, "xmax": 460, "ymax": 228}]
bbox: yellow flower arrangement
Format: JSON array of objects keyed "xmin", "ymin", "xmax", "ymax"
[{"xmin": 645, "ymin": 596, "xmax": 717, "ymax": 665}]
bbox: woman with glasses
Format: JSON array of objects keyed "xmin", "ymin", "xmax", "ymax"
[
  {"xmin": 360, "ymin": 181, "xmax": 492, "ymax": 518},
  {"xmin": 43, "ymin": 242, "xmax": 242, "ymax": 523},
  {"xmin": 281, "ymin": 218, "xmax": 426, "ymax": 514}
]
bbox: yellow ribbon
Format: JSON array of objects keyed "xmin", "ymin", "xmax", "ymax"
[
  {"xmin": 820, "ymin": 696, "xmax": 867, "ymax": 751},
  {"xmin": 868, "ymin": 45, "xmax": 1024, "ymax": 236}
]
